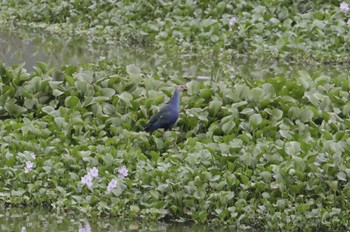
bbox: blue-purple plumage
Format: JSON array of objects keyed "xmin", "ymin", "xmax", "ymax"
[{"xmin": 145, "ymin": 85, "xmax": 187, "ymax": 134}]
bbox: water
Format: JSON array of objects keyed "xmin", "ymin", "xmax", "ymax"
[
  {"xmin": 1, "ymin": 27, "xmax": 337, "ymax": 82},
  {"xmin": 0, "ymin": 206, "xmax": 232, "ymax": 232},
  {"xmin": 0, "ymin": 28, "xmax": 219, "ymax": 79}
]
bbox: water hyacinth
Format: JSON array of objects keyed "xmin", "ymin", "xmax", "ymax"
[
  {"xmin": 88, "ymin": 167, "xmax": 98, "ymax": 178},
  {"xmin": 81, "ymin": 174, "xmax": 93, "ymax": 189},
  {"xmin": 340, "ymin": 2, "xmax": 350, "ymax": 13},
  {"xmin": 80, "ymin": 167, "xmax": 99, "ymax": 189},
  {"xmin": 24, "ymin": 161, "xmax": 33, "ymax": 173},
  {"xmin": 229, "ymin": 17, "xmax": 237, "ymax": 27},
  {"xmin": 106, "ymin": 179, "xmax": 118, "ymax": 193},
  {"xmin": 118, "ymin": 165, "xmax": 128, "ymax": 178},
  {"xmin": 78, "ymin": 221, "xmax": 91, "ymax": 232}
]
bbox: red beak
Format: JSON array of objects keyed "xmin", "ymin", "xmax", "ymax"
[{"xmin": 180, "ymin": 85, "xmax": 188, "ymax": 91}]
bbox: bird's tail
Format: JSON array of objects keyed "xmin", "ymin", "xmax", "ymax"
[{"xmin": 144, "ymin": 124, "xmax": 152, "ymax": 133}]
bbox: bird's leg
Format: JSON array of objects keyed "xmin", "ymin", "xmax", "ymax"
[{"xmin": 172, "ymin": 130, "xmax": 179, "ymax": 147}]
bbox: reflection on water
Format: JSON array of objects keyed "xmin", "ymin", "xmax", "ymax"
[
  {"xmin": 0, "ymin": 28, "xmax": 220, "ymax": 79},
  {"xmin": 2, "ymin": 27, "xmax": 349, "ymax": 84},
  {"xmin": 0, "ymin": 206, "xmax": 232, "ymax": 232}
]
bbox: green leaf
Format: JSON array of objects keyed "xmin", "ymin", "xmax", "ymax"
[
  {"xmin": 101, "ymin": 88, "xmax": 116, "ymax": 98},
  {"xmin": 150, "ymin": 190, "xmax": 160, "ymax": 200},
  {"xmin": 73, "ymin": 70, "xmax": 93, "ymax": 83},
  {"xmin": 42, "ymin": 106, "xmax": 55, "ymax": 114},
  {"xmin": 298, "ymin": 70, "xmax": 313, "ymax": 90},
  {"xmin": 126, "ymin": 64, "xmax": 141, "ymax": 77},
  {"xmin": 265, "ymin": 108, "xmax": 283, "ymax": 120},
  {"xmin": 279, "ymin": 130, "xmax": 292, "ymax": 139},
  {"xmin": 53, "ymin": 89, "xmax": 65, "ymax": 97},
  {"xmin": 337, "ymin": 172, "xmax": 347, "ymax": 181},
  {"xmin": 299, "ymin": 108, "xmax": 314, "ymax": 122},
  {"xmin": 4, "ymin": 101, "xmax": 27, "ymax": 115},
  {"xmin": 249, "ymin": 114, "xmax": 262, "ymax": 127},
  {"xmin": 209, "ymin": 100, "xmax": 222, "ymax": 116},
  {"xmin": 222, "ymin": 121, "xmax": 235, "ymax": 134},
  {"xmin": 65, "ymin": 96, "xmax": 80, "ymax": 108}
]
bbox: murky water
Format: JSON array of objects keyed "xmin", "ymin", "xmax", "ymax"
[
  {"xmin": 1, "ymin": 27, "xmax": 340, "ymax": 82},
  {"xmin": 0, "ymin": 28, "xmax": 220, "ymax": 79},
  {"xmin": 2, "ymin": 27, "xmax": 348, "ymax": 84},
  {"xmin": 0, "ymin": 207, "xmax": 232, "ymax": 232}
]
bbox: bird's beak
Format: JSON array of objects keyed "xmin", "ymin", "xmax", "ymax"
[{"xmin": 182, "ymin": 86, "xmax": 188, "ymax": 91}]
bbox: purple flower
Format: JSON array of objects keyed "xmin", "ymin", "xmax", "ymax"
[
  {"xmin": 341, "ymin": 2, "xmax": 350, "ymax": 13},
  {"xmin": 347, "ymin": 19, "xmax": 350, "ymax": 25},
  {"xmin": 106, "ymin": 179, "xmax": 118, "ymax": 193},
  {"xmin": 118, "ymin": 165, "xmax": 128, "ymax": 178},
  {"xmin": 81, "ymin": 174, "xmax": 93, "ymax": 189},
  {"xmin": 21, "ymin": 226, "xmax": 26, "ymax": 232},
  {"xmin": 229, "ymin": 17, "xmax": 237, "ymax": 27},
  {"xmin": 79, "ymin": 221, "xmax": 91, "ymax": 232},
  {"xmin": 24, "ymin": 161, "xmax": 33, "ymax": 173},
  {"xmin": 88, "ymin": 167, "xmax": 98, "ymax": 178}
]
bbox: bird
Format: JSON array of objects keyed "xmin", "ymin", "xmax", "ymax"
[{"xmin": 145, "ymin": 85, "xmax": 188, "ymax": 134}]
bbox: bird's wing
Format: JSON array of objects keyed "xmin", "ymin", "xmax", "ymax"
[{"xmin": 148, "ymin": 106, "xmax": 173, "ymax": 125}]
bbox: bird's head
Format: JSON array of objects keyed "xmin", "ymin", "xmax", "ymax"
[{"xmin": 177, "ymin": 85, "xmax": 188, "ymax": 92}]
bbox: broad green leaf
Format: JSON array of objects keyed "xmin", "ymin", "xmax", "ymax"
[
  {"xmin": 249, "ymin": 114, "xmax": 262, "ymax": 127},
  {"xmin": 279, "ymin": 130, "xmax": 292, "ymax": 139},
  {"xmin": 265, "ymin": 108, "xmax": 283, "ymax": 120},
  {"xmin": 201, "ymin": 89, "xmax": 213, "ymax": 100},
  {"xmin": 285, "ymin": 141, "xmax": 301, "ymax": 156},
  {"xmin": 298, "ymin": 70, "xmax": 313, "ymax": 90},
  {"xmin": 337, "ymin": 172, "xmax": 347, "ymax": 181},
  {"xmin": 101, "ymin": 88, "xmax": 116, "ymax": 98},
  {"xmin": 150, "ymin": 190, "xmax": 160, "ymax": 200},
  {"xmin": 249, "ymin": 87, "xmax": 264, "ymax": 103},
  {"xmin": 49, "ymin": 81, "xmax": 63, "ymax": 89},
  {"xmin": 240, "ymin": 108, "xmax": 255, "ymax": 115},
  {"xmin": 4, "ymin": 101, "xmax": 27, "ymax": 115},
  {"xmin": 209, "ymin": 100, "xmax": 222, "ymax": 116},
  {"xmin": 126, "ymin": 64, "xmax": 141, "ymax": 77},
  {"xmin": 53, "ymin": 89, "xmax": 64, "ymax": 97},
  {"xmin": 235, "ymin": 84, "xmax": 250, "ymax": 99},
  {"xmin": 260, "ymin": 171, "xmax": 272, "ymax": 182},
  {"xmin": 73, "ymin": 70, "xmax": 93, "ymax": 83},
  {"xmin": 222, "ymin": 120, "xmax": 235, "ymax": 134},
  {"xmin": 102, "ymin": 103, "xmax": 115, "ymax": 115},
  {"xmin": 65, "ymin": 96, "xmax": 80, "ymax": 108},
  {"xmin": 299, "ymin": 108, "xmax": 314, "ymax": 122},
  {"xmin": 41, "ymin": 106, "xmax": 55, "ymax": 114}
]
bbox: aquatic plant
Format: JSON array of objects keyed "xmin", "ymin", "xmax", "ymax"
[{"xmin": 0, "ymin": 60, "xmax": 349, "ymax": 230}]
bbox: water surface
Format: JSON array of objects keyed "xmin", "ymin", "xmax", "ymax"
[
  {"xmin": 0, "ymin": 206, "xmax": 234, "ymax": 232},
  {"xmin": 2, "ymin": 27, "xmax": 344, "ymax": 81}
]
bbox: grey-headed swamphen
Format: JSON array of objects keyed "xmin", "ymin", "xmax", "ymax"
[{"xmin": 145, "ymin": 85, "xmax": 187, "ymax": 134}]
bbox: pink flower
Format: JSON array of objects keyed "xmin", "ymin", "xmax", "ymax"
[
  {"xmin": 229, "ymin": 17, "xmax": 237, "ymax": 27},
  {"xmin": 106, "ymin": 179, "xmax": 118, "ymax": 193},
  {"xmin": 341, "ymin": 2, "xmax": 350, "ymax": 13},
  {"xmin": 81, "ymin": 174, "xmax": 93, "ymax": 188},
  {"xmin": 24, "ymin": 161, "xmax": 33, "ymax": 173},
  {"xmin": 118, "ymin": 165, "xmax": 128, "ymax": 178},
  {"xmin": 79, "ymin": 221, "xmax": 91, "ymax": 232},
  {"xmin": 88, "ymin": 167, "xmax": 98, "ymax": 178}
]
